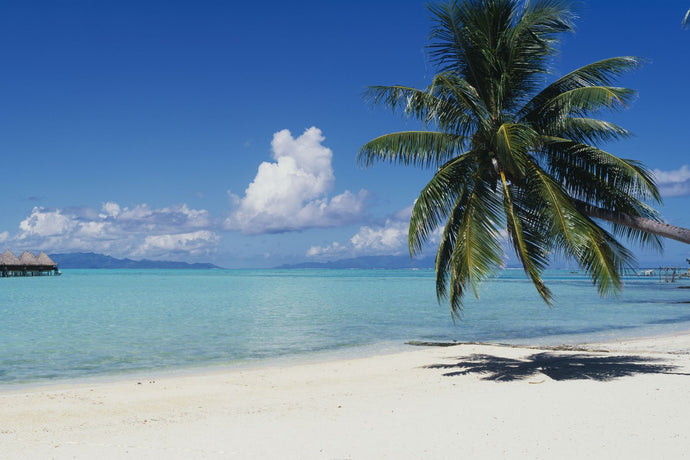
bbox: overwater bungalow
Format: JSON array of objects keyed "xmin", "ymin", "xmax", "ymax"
[{"xmin": 0, "ymin": 250, "xmax": 60, "ymax": 277}]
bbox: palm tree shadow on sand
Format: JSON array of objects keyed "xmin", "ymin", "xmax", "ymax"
[{"xmin": 426, "ymin": 353, "xmax": 688, "ymax": 382}]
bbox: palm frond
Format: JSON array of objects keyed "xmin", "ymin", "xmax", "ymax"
[
  {"xmin": 364, "ymin": 85, "xmax": 469, "ymax": 127},
  {"xmin": 359, "ymin": 131, "xmax": 466, "ymax": 168},
  {"xmin": 409, "ymin": 152, "xmax": 479, "ymax": 253},
  {"xmin": 579, "ymin": 229, "xmax": 634, "ymax": 296},
  {"xmin": 495, "ymin": 123, "xmax": 538, "ymax": 178},
  {"xmin": 520, "ymin": 56, "xmax": 642, "ymax": 121},
  {"xmin": 500, "ymin": 0, "xmax": 576, "ymax": 105},
  {"xmin": 609, "ymin": 221, "xmax": 663, "ymax": 251},
  {"xmin": 536, "ymin": 86, "xmax": 636, "ymax": 124},
  {"xmin": 541, "ymin": 136, "xmax": 661, "ymax": 204},
  {"xmin": 683, "ymin": 8, "xmax": 690, "ymax": 28},
  {"xmin": 428, "ymin": 72, "xmax": 489, "ymax": 132},
  {"xmin": 517, "ymin": 0, "xmax": 576, "ymax": 36},
  {"xmin": 546, "ymin": 117, "xmax": 632, "ymax": 146},
  {"xmin": 447, "ymin": 180, "xmax": 505, "ymax": 314},
  {"xmin": 540, "ymin": 146, "xmax": 663, "ymax": 252},
  {"xmin": 434, "ymin": 188, "xmax": 471, "ymax": 303},
  {"xmin": 426, "ymin": 1, "xmax": 470, "ymax": 75},
  {"xmin": 527, "ymin": 164, "xmax": 636, "ymax": 295},
  {"xmin": 500, "ymin": 170, "xmax": 552, "ymax": 303}
]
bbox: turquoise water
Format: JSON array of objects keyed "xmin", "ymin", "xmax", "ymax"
[{"xmin": 0, "ymin": 268, "xmax": 689, "ymax": 385}]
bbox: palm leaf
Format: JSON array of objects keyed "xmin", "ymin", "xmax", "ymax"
[
  {"xmin": 546, "ymin": 117, "xmax": 632, "ymax": 146},
  {"xmin": 428, "ymin": 73, "xmax": 489, "ymax": 133},
  {"xmin": 434, "ymin": 188, "xmax": 471, "ymax": 304},
  {"xmin": 578, "ymin": 229, "xmax": 634, "ymax": 296},
  {"xmin": 364, "ymin": 85, "xmax": 467, "ymax": 127},
  {"xmin": 494, "ymin": 122, "xmax": 538, "ymax": 179},
  {"xmin": 409, "ymin": 152, "xmax": 479, "ymax": 253},
  {"xmin": 500, "ymin": 0, "xmax": 576, "ymax": 106},
  {"xmin": 536, "ymin": 86, "xmax": 636, "ymax": 124},
  {"xmin": 426, "ymin": 1, "xmax": 470, "ymax": 75},
  {"xmin": 541, "ymin": 136, "xmax": 661, "ymax": 203},
  {"xmin": 359, "ymin": 131, "xmax": 467, "ymax": 168},
  {"xmin": 500, "ymin": 170, "xmax": 552, "ymax": 303},
  {"xmin": 520, "ymin": 56, "xmax": 642, "ymax": 121},
  {"xmin": 526, "ymin": 164, "xmax": 635, "ymax": 295},
  {"xmin": 539, "ymin": 147, "xmax": 663, "ymax": 252},
  {"xmin": 448, "ymin": 181, "xmax": 505, "ymax": 313},
  {"xmin": 609, "ymin": 220, "xmax": 663, "ymax": 251}
]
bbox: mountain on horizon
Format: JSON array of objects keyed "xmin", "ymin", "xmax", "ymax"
[
  {"xmin": 275, "ymin": 255, "xmax": 435, "ymax": 270},
  {"xmin": 50, "ymin": 252, "xmax": 222, "ymax": 269}
]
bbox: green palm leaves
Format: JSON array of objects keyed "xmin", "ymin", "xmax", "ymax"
[
  {"xmin": 684, "ymin": 9, "xmax": 690, "ymax": 28},
  {"xmin": 359, "ymin": 0, "xmax": 662, "ymax": 316}
]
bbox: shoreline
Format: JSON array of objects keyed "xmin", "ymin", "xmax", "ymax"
[
  {"xmin": 4, "ymin": 268, "xmax": 688, "ymax": 392},
  {"xmin": 2, "ymin": 331, "xmax": 690, "ymax": 458},
  {"xmin": 4, "ymin": 323, "xmax": 690, "ymax": 393},
  {"xmin": 0, "ymin": 339, "xmax": 416, "ymax": 393},
  {"xmin": 4, "ymin": 322, "xmax": 690, "ymax": 393}
]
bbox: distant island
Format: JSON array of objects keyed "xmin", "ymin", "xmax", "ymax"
[
  {"xmin": 275, "ymin": 255, "xmax": 435, "ymax": 270},
  {"xmin": 48, "ymin": 253, "xmax": 434, "ymax": 270},
  {"xmin": 50, "ymin": 252, "xmax": 222, "ymax": 269}
]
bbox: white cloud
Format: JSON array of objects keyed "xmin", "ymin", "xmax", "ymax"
[
  {"xmin": 113, "ymin": 203, "xmax": 213, "ymax": 232},
  {"xmin": 304, "ymin": 202, "xmax": 448, "ymax": 260},
  {"xmin": 18, "ymin": 207, "xmax": 76, "ymax": 238},
  {"xmin": 225, "ymin": 127, "xmax": 368, "ymax": 234},
  {"xmin": 8, "ymin": 202, "xmax": 219, "ymax": 259},
  {"xmin": 351, "ymin": 219, "xmax": 409, "ymax": 254},
  {"xmin": 133, "ymin": 231, "xmax": 220, "ymax": 258},
  {"xmin": 305, "ymin": 205, "xmax": 414, "ymax": 259},
  {"xmin": 653, "ymin": 165, "xmax": 690, "ymax": 197},
  {"xmin": 306, "ymin": 241, "xmax": 347, "ymax": 258},
  {"xmin": 76, "ymin": 221, "xmax": 110, "ymax": 237},
  {"xmin": 100, "ymin": 201, "xmax": 121, "ymax": 218}
]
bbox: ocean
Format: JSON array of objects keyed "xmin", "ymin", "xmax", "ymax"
[{"xmin": 1, "ymin": 268, "xmax": 689, "ymax": 386}]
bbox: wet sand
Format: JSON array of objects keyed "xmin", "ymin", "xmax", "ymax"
[{"xmin": 2, "ymin": 333, "xmax": 689, "ymax": 459}]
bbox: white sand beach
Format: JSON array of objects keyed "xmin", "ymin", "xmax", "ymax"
[{"xmin": 2, "ymin": 333, "xmax": 690, "ymax": 459}]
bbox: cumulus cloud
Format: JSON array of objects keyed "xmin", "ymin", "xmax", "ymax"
[
  {"xmin": 305, "ymin": 220, "xmax": 410, "ymax": 259},
  {"xmin": 350, "ymin": 220, "xmax": 409, "ymax": 254},
  {"xmin": 18, "ymin": 208, "xmax": 76, "ymax": 237},
  {"xmin": 306, "ymin": 241, "xmax": 348, "ymax": 258},
  {"xmin": 304, "ymin": 202, "xmax": 449, "ymax": 260},
  {"xmin": 306, "ymin": 205, "xmax": 414, "ymax": 259},
  {"xmin": 225, "ymin": 127, "xmax": 368, "ymax": 234},
  {"xmin": 652, "ymin": 165, "xmax": 690, "ymax": 197},
  {"xmin": 9, "ymin": 203, "xmax": 219, "ymax": 259},
  {"xmin": 132, "ymin": 231, "xmax": 220, "ymax": 258},
  {"xmin": 100, "ymin": 201, "xmax": 121, "ymax": 218}
]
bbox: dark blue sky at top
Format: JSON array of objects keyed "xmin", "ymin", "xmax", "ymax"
[{"xmin": 0, "ymin": 0, "xmax": 688, "ymax": 267}]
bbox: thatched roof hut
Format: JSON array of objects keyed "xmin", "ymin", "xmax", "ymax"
[
  {"xmin": 0, "ymin": 249, "xmax": 21, "ymax": 265},
  {"xmin": 36, "ymin": 251, "xmax": 57, "ymax": 266},
  {"xmin": 18, "ymin": 251, "xmax": 39, "ymax": 266},
  {"xmin": 1, "ymin": 249, "xmax": 60, "ymax": 276}
]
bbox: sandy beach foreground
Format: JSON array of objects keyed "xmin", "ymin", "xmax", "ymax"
[{"xmin": 2, "ymin": 334, "xmax": 690, "ymax": 459}]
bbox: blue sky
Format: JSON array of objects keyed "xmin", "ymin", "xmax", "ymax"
[{"xmin": 1, "ymin": 0, "xmax": 688, "ymax": 268}]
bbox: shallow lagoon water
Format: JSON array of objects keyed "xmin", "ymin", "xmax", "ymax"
[{"xmin": 0, "ymin": 268, "xmax": 688, "ymax": 385}]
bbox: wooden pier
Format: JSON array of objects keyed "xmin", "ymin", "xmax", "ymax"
[
  {"xmin": 637, "ymin": 266, "xmax": 690, "ymax": 283},
  {"xmin": 0, "ymin": 250, "xmax": 60, "ymax": 277},
  {"xmin": 658, "ymin": 267, "xmax": 690, "ymax": 283}
]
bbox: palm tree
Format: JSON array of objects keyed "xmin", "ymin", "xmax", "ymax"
[{"xmin": 359, "ymin": 0, "xmax": 690, "ymax": 315}]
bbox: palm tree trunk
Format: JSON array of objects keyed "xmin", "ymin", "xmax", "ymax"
[{"xmin": 575, "ymin": 201, "xmax": 690, "ymax": 244}]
